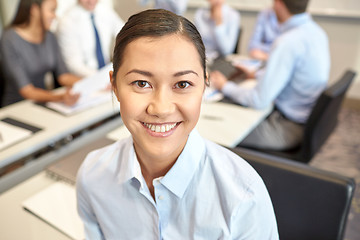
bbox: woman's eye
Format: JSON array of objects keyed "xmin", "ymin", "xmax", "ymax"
[
  {"xmin": 175, "ymin": 81, "xmax": 191, "ymax": 89},
  {"xmin": 134, "ymin": 80, "xmax": 150, "ymax": 88}
]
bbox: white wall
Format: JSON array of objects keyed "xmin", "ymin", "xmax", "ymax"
[
  {"xmin": 113, "ymin": 0, "xmax": 149, "ymax": 21},
  {"xmin": 0, "ymin": 0, "xmax": 18, "ymax": 26},
  {"xmin": 190, "ymin": 0, "xmax": 360, "ymax": 18},
  {"xmin": 0, "ymin": 0, "xmax": 113, "ymax": 26}
]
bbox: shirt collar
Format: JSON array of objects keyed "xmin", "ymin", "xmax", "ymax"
[
  {"xmin": 116, "ymin": 137, "xmax": 137, "ymax": 184},
  {"xmin": 117, "ymin": 129, "xmax": 206, "ymax": 198},
  {"xmin": 160, "ymin": 129, "xmax": 205, "ymax": 198},
  {"xmin": 280, "ymin": 13, "xmax": 311, "ymax": 33}
]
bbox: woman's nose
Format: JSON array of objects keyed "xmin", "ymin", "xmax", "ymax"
[{"xmin": 146, "ymin": 89, "xmax": 175, "ymax": 118}]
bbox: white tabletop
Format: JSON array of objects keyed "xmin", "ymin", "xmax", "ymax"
[
  {"xmin": 0, "ymin": 172, "xmax": 72, "ymax": 240},
  {"xmin": 198, "ymin": 101, "xmax": 271, "ymax": 147},
  {"xmin": 0, "ymin": 97, "xmax": 120, "ymax": 169}
]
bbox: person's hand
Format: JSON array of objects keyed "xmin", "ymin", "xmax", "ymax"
[
  {"xmin": 249, "ymin": 49, "xmax": 269, "ymax": 61},
  {"xmin": 233, "ymin": 65, "xmax": 256, "ymax": 79},
  {"xmin": 210, "ymin": 70, "xmax": 228, "ymax": 90},
  {"xmin": 62, "ymin": 88, "xmax": 80, "ymax": 106}
]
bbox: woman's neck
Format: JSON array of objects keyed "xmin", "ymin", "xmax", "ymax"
[
  {"xmin": 14, "ymin": 23, "xmax": 45, "ymax": 44},
  {"xmin": 137, "ymin": 152, "xmax": 178, "ymax": 200}
]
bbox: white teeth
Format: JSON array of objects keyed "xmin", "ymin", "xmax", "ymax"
[{"xmin": 144, "ymin": 123, "xmax": 177, "ymax": 133}]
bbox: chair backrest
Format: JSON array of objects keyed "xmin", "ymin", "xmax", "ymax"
[
  {"xmin": 0, "ymin": 57, "xmax": 4, "ymax": 107},
  {"xmin": 233, "ymin": 27, "xmax": 242, "ymax": 54},
  {"xmin": 298, "ymin": 70, "xmax": 356, "ymax": 162},
  {"xmin": 231, "ymin": 147, "xmax": 356, "ymax": 240}
]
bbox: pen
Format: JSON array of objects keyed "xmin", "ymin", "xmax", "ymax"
[{"xmin": 201, "ymin": 115, "xmax": 223, "ymax": 121}]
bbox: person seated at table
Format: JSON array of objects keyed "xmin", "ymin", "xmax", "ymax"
[
  {"xmin": 248, "ymin": 7, "xmax": 280, "ymax": 61},
  {"xmin": 210, "ymin": 0, "xmax": 330, "ymax": 151},
  {"xmin": 194, "ymin": 0, "xmax": 240, "ymax": 60},
  {"xmin": 76, "ymin": 9, "xmax": 278, "ymax": 239},
  {"xmin": 0, "ymin": 0, "xmax": 80, "ymax": 107},
  {"xmin": 139, "ymin": 0, "xmax": 189, "ymax": 15},
  {"xmin": 56, "ymin": 0, "xmax": 124, "ymax": 78}
]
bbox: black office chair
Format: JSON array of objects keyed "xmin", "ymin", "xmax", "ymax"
[
  {"xmin": 233, "ymin": 27, "xmax": 242, "ymax": 54},
  {"xmin": 240, "ymin": 70, "xmax": 356, "ymax": 163},
  {"xmin": 0, "ymin": 58, "xmax": 4, "ymax": 107},
  {"xmin": 231, "ymin": 147, "xmax": 356, "ymax": 240}
]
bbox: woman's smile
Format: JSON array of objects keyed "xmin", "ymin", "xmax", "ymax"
[{"xmin": 141, "ymin": 121, "xmax": 181, "ymax": 137}]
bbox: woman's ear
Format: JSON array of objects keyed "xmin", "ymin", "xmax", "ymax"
[
  {"xmin": 30, "ymin": 3, "xmax": 40, "ymax": 18},
  {"xmin": 205, "ymin": 72, "xmax": 210, "ymax": 87},
  {"xmin": 109, "ymin": 71, "xmax": 120, "ymax": 101}
]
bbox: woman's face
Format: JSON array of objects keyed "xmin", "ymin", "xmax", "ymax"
[
  {"xmin": 111, "ymin": 34, "xmax": 205, "ymax": 162},
  {"xmin": 40, "ymin": 0, "xmax": 57, "ymax": 30}
]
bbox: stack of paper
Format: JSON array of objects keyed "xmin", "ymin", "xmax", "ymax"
[
  {"xmin": 46, "ymin": 63, "xmax": 113, "ymax": 115},
  {"xmin": 22, "ymin": 182, "xmax": 85, "ymax": 240},
  {"xmin": 0, "ymin": 120, "xmax": 33, "ymax": 151},
  {"xmin": 230, "ymin": 57, "xmax": 263, "ymax": 72}
]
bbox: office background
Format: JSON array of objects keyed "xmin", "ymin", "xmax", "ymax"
[
  {"xmin": 0, "ymin": 0, "xmax": 359, "ymax": 104},
  {"xmin": 0, "ymin": 0, "xmax": 359, "ymax": 105}
]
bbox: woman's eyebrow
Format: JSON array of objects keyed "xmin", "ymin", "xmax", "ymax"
[
  {"xmin": 126, "ymin": 69, "xmax": 199, "ymax": 77},
  {"xmin": 174, "ymin": 70, "xmax": 199, "ymax": 77},
  {"xmin": 126, "ymin": 69, "xmax": 153, "ymax": 77}
]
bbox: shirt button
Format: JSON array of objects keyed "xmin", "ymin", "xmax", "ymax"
[{"xmin": 158, "ymin": 195, "xmax": 164, "ymax": 200}]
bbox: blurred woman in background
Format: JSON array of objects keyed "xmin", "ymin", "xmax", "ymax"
[{"xmin": 0, "ymin": 0, "xmax": 80, "ymax": 106}]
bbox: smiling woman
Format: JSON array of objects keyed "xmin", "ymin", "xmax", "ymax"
[
  {"xmin": 111, "ymin": 34, "xmax": 205, "ymax": 183},
  {"xmin": 76, "ymin": 9, "xmax": 279, "ymax": 240}
]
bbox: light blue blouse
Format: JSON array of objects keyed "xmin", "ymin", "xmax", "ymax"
[
  {"xmin": 223, "ymin": 13, "xmax": 330, "ymax": 124},
  {"xmin": 77, "ymin": 130, "xmax": 279, "ymax": 239},
  {"xmin": 248, "ymin": 8, "xmax": 280, "ymax": 53},
  {"xmin": 194, "ymin": 4, "xmax": 241, "ymax": 59}
]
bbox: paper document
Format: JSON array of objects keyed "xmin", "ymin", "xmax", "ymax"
[
  {"xmin": 107, "ymin": 125, "xmax": 131, "ymax": 141},
  {"xmin": 231, "ymin": 57, "xmax": 263, "ymax": 72},
  {"xmin": 203, "ymin": 87, "xmax": 224, "ymax": 102},
  {"xmin": 22, "ymin": 182, "xmax": 85, "ymax": 240},
  {"xmin": 46, "ymin": 63, "xmax": 113, "ymax": 115},
  {"xmin": 0, "ymin": 120, "xmax": 33, "ymax": 151}
]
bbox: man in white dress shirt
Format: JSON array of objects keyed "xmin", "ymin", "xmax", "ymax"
[{"xmin": 57, "ymin": 0, "xmax": 124, "ymax": 77}]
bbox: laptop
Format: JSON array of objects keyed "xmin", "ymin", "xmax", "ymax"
[{"xmin": 209, "ymin": 57, "xmax": 246, "ymax": 81}]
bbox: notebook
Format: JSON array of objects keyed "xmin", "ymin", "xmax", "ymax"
[
  {"xmin": 0, "ymin": 117, "xmax": 42, "ymax": 151},
  {"xmin": 22, "ymin": 137, "xmax": 114, "ymax": 239},
  {"xmin": 46, "ymin": 137, "xmax": 114, "ymax": 184},
  {"xmin": 22, "ymin": 181, "xmax": 85, "ymax": 240}
]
